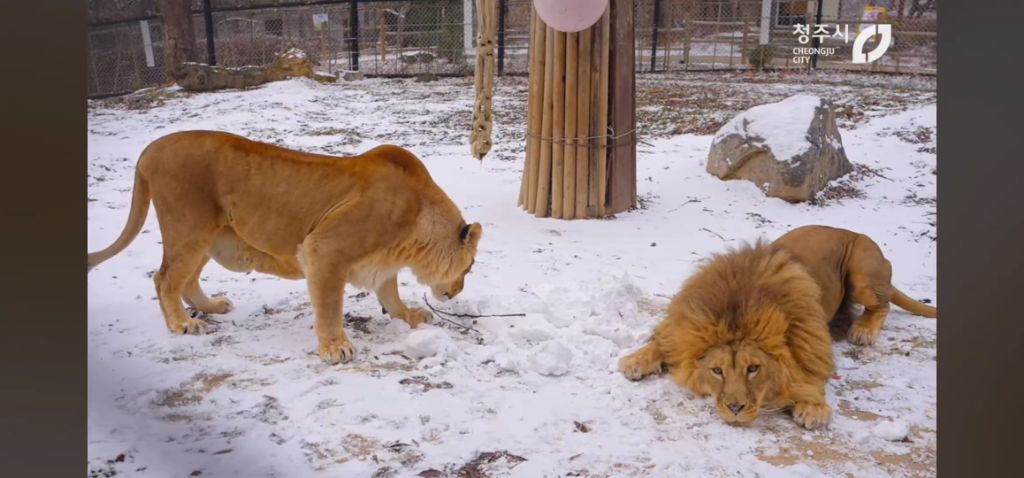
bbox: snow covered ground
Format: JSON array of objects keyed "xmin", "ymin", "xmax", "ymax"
[{"xmin": 88, "ymin": 72, "xmax": 936, "ymax": 478}]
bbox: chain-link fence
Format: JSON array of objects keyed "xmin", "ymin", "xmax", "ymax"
[
  {"xmin": 634, "ymin": 0, "xmax": 936, "ymax": 73},
  {"xmin": 87, "ymin": 0, "xmax": 936, "ymax": 98}
]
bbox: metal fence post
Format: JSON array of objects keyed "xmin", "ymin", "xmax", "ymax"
[
  {"xmin": 349, "ymin": 0, "xmax": 359, "ymax": 71},
  {"xmin": 497, "ymin": 0, "xmax": 507, "ymax": 75},
  {"xmin": 650, "ymin": 0, "xmax": 661, "ymax": 72},
  {"xmin": 203, "ymin": 0, "xmax": 216, "ymax": 65},
  {"xmin": 811, "ymin": 0, "xmax": 824, "ymax": 69}
]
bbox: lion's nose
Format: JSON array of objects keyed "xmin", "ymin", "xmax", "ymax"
[{"xmin": 728, "ymin": 403, "xmax": 746, "ymax": 415}]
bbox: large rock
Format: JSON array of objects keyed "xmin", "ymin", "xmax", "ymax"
[{"xmin": 706, "ymin": 94, "xmax": 852, "ymax": 202}]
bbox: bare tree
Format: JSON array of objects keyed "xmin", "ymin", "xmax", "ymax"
[{"xmin": 158, "ymin": 0, "xmax": 199, "ymax": 80}]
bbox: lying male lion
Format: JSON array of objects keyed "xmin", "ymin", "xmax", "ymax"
[
  {"xmin": 618, "ymin": 225, "xmax": 936, "ymax": 429},
  {"xmin": 87, "ymin": 131, "xmax": 482, "ymax": 364}
]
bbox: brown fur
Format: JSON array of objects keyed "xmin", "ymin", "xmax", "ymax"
[
  {"xmin": 87, "ymin": 131, "xmax": 482, "ymax": 364},
  {"xmin": 618, "ymin": 225, "xmax": 936, "ymax": 429}
]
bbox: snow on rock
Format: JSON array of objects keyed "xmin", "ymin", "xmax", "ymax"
[
  {"xmin": 528, "ymin": 341, "xmax": 574, "ymax": 376},
  {"xmin": 713, "ymin": 94, "xmax": 823, "ymax": 163}
]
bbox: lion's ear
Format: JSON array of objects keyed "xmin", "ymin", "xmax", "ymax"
[{"xmin": 460, "ymin": 222, "xmax": 483, "ymax": 245}]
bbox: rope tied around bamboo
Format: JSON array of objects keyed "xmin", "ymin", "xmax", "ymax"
[{"xmin": 525, "ymin": 128, "xmax": 638, "ymax": 148}]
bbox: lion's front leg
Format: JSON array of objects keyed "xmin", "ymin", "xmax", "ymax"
[
  {"xmin": 375, "ymin": 275, "xmax": 432, "ymax": 328},
  {"xmin": 788, "ymin": 380, "xmax": 832, "ymax": 430},
  {"xmin": 304, "ymin": 254, "xmax": 356, "ymax": 365}
]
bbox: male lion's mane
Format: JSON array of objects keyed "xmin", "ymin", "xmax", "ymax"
[{"xmin": 653, "ymin": 240, "xmax": 835, "ymax": 401}]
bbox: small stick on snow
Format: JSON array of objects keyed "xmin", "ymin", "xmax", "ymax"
[
  {"xmin": 422, "ymin": 294, "xmax": 526, "ymax": 320},
  {"xmin": 699, "ymin": 227, "xmax": 727, "ymax": 241}
]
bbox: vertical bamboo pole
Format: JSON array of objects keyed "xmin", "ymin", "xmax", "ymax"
[
  {"xmin": 535, "ymin": 25, "xmax": 555, "ymax": 217},
  {"xmin": 587, "ymin": 11, "xmax": 601, "ymax": 217},
  {"xmin": 551, "ymin": 31, "xmax": 566, "ymax": 219},
  {"xmin": 523, "ymin": 8, "xmax": 545, "ymax": 210},
  {"xmin": 574, "ymin": 28, "xmax": 592, "ymax": 219},
  {"xmin": 520, "ymin": 7, "xmax": 544, "ymax": 209},
  {"xmin": 518, "ymin": 12, "xmax": 532, "ymax": 207},
  {"xmin": 593, "ymin": 10, "xmax": 611, "ymax": 216},
  {"xmin": 608, "ymin": 0, "xmax": 636, "ymax": 213},
  {"xmin": 562, "ymin": 31, "xmax": 578, "ymax": 218}
]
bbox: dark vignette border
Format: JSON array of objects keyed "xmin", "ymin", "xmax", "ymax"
[
  {"xmin": 939, "ymin": 0, "xmax": 1024, "ymax": 476},
  {"xmin": 0, "ymin": 1, "xmax": 87, "ymax": 474}
]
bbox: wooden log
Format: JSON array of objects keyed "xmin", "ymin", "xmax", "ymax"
[
  {"xmin": 562, "ymin": 31, "xmax": 578, "ymax": 218},
  {"xmin": 551, "ymin": 30, "xmax": 566, "ymax": 219},
  {"xmin": 574, "ymin": 27, "xmax": 592, "ymax": 219},
  {"xmin": 523, "ymin": 7, "xmax": 545, "ymax": 210},
  {"xmin": 535, "ymin": 24, "xmax": 556, "ymax": 217},
  {"xmin": 608, "ymin": 0, "xmax": 636, "ymax": 213}
]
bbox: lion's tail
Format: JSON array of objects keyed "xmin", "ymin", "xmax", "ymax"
[
  {"xmin": 890, "ymin": 286, "xmax": 937, "ymax": 318},
  {"xmin": 87, "ymin": 170, "xmax": 150, "ymax": 271}
]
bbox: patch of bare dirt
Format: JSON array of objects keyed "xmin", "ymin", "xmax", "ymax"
[
  {"xmin": 810, "ymin": 163, "xmax": 892, "ymax": 206},
  {"xmin": 418, "ymin": 450, "xmax": 527, "ymax": 478},
  {"xmin": 153, "ymin": 373, "xmax": 233, "ymax": 408}
]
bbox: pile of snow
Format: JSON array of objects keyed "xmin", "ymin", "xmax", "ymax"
[
  {"xmin": 528, "ymin": 341, "xmax": 574, "ymax": 377},
  {"xmin": 404, "ymin": 327, "xmax": 454, "ymax": 360}
]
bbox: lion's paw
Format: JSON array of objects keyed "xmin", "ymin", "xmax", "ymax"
[
  {"xmin": 206, "ymin": 296, "xmax": 234, "ymax": 314},
  {"xmin": 848, "ymin": 321, "xmax": 880, "ymax": 346},
  {"xmin": 793, "ymin": 402, "xmax": 832, "ymax": 430},
  {"xmin": 403, "ymin": 307, "xmax": 434, "ymax": 328},
  {"xmin": 618, "ymin": 354, "xmax": 659, "ymax": 381},
  {"xmin": 169, "ymin": 318, "xmax": 212, "ymax": 335},
  {"xmin": 318, "ymin": 337, "xmax": 356, "ymax": 365}
]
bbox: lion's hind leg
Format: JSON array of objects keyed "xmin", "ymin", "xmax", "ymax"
[
  {"xmin": 618, "ymin": 341, "xmax": 665, "ymax": 381},
  {"xmin": 845, "ymin": 235, "xmax": 894, "ymax": 346},
  {"xmin": 150, "ymin": 191, "xmax": 221, "ymax": 335},
  {"xmin": 155, "ymin": 236, "xmax": 218, "ymax": 335},
  {"xmin": 182, "ymin": 256, "xmax": 234, "ymax": 315}
]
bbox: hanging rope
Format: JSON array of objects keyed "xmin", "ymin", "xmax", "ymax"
[{"xmin": 470, "ymin": 0, "xmax": 498, "ymax": 161}]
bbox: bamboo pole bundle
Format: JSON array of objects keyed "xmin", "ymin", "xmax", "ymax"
[{"xmin": 519, "ymin": 1, "xmax": 632, "ymax": 219}]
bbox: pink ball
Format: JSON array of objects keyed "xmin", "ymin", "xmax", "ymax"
[{"xmin": 533, "ymin": 0, "xmax": 608, "ymax": 33}]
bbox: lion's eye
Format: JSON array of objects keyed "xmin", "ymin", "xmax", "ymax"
[
  {"xmin": 747, "ymin": 365, "xmax": 760, "ymax": 374},
  {"xmin": 711, "ymin": 367, "xmax": 723, "ymax": 375}
]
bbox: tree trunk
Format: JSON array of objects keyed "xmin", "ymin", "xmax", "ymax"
[{"xmin": 158, "ymin": 0, "xmax": 199, "ymax": 80}]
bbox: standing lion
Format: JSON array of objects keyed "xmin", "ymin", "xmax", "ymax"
[
  {"xmin": 618, "ymin": 225, "xmax": 936, "ymax": 429},
  {"xmin": 88, "ymin": 131, "xmax": 482, "ymax": 364}
]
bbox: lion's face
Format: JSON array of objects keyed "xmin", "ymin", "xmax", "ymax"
[
  {"xmin": 695, "ymin": 341, "xmax": 782, "ymax": 425},
  {"xmin": 428, "ymin": 222, "xmax": 482, "ymax": 302}
]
